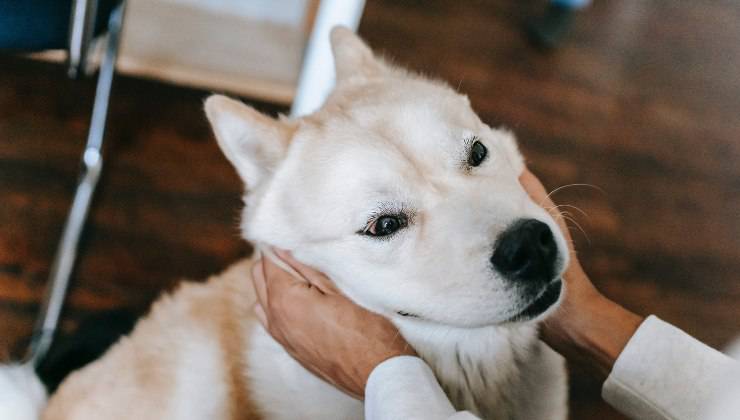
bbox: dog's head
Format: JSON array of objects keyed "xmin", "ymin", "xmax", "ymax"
[{"xmin": 205, "ymin": 27, "xmax": 568, "ymax": 328}]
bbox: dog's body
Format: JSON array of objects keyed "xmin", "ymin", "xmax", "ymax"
[
  {"xmin": 2, "ymin": 28, "xmax": 568, "ymax": 420},
  {"xmin": 41, "ymin": 257, "xmax": 565, "ymax": 420}
]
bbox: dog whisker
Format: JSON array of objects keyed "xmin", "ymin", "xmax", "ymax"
[
  {"xmin": 550, "ymin": 209, "xmax": 591, "ymax": 245},
  {"xmin": 562, "ymin": 214, "xmax": 591, "ymax": 244},
  {"xmin": 552, "ymin": 204, "xmax": 590, "ymax": 220},
  {"xmin": 545, "ymin": 183, "xmax": 605, "ymax": 202}
]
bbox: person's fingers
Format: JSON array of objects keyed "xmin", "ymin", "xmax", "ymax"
[
  {"xmin": 519, "ymin": 169, "xmax": 552, "ymax": 207},
  {"xmin": 254, "ymin": 303, "xmax": 268, "ymax": 329},
  {"xmin": 272, "ymin": 248, "xmax": 323, "ymax": 282},
  {"xmin": 519, "ymin": 169, "xmax": 572, "ymax": 238},
  {"xmin": 273, "ymin": 248, "xmax": 341, "ymax": 295},
  {"xmin": 261, "ymin": 254, "xmax": 308, "ymax": 293},
  {"xmin": 251, "ymin": 260, "xmax": 269, "ymax": 309}
]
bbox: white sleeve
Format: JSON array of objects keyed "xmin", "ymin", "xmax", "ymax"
[
  {"xmin": 602, "ymin": 315, "xmax": 740, "ymax": 420},
  {"xmin": 365, "ymin": 356, "xmax": 480, "ymax": 420}
]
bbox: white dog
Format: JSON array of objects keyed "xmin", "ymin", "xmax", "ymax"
[{"xmin": 1, "ymin": 27, "xmax": 568, "ymax": 420}]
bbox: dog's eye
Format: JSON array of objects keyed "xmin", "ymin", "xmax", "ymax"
[
  {"xmin": 468, "ymin": 140, "xmax": 487, "ymax": 167},
  {"xmin": 364, "ymin": 214, "xmax": 408, "ymax": 237}
]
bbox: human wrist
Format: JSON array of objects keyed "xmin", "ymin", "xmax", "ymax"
[
  {"xmin": 358, "ymin": 344, "xmax": 418, "ymax": 398},
  {"xmin": 566, "ymin": 294, "xmax": 644, "ymax": 380},
  {"xmin": 541, "ymin": 262, "xmax": 644, "ymax": 380}
]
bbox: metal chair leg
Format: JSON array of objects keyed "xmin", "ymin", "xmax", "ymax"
[
  {"xmin": 290, "ymin": 0, "xmax": 366, "ymax": 118},
  {"xmin": 25, "ymin": 2, "xmax": 126, "ymax": 367},
  {"xmin": 67, "ymin": 0, "xmax": 98, "ymax": 79}
]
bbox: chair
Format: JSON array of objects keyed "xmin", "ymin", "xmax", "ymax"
[
  {"xmin": 290, "ymin": 0, "xmax": 366, "ymax": 117},
  {"xmin": 0, "ymin": 0, "xmax": 126, "ymax": 366},
  {"xmin": 3, "ymin": 0, "xmax": 367, "ymax": 367}
]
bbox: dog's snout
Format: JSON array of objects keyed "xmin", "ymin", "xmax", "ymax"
[{"xmin": 491, "ymin": 219, "xmax": 557, "ymax": 283}]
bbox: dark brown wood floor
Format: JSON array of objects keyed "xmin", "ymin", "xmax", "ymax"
[{"xmin": 1, "ymin": 0, "xmax": 739, "ymax": 418}]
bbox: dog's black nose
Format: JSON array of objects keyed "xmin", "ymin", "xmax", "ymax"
[{"xmin": 491, "ymin": 219, "xmax": 557, "ymax": 283}]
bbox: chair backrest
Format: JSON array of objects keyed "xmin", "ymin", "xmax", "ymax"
[
  {"xmin": 0, "ymin": 1, "xmax": 73, "ymax": 51},
  {"xmin": 0, "ymin": 0, "xmax": 121, "ymax": 78}
]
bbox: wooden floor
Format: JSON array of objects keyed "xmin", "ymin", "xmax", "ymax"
[{"xmin": 1, "ymin": 0, "xmax": 739, "ymax": 418}]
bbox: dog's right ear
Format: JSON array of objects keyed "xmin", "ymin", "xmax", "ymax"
[{"xmin": 205, "ymin": 95, "xmax": 290, "ymax": 187}]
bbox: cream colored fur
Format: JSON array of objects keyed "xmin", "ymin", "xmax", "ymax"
[{"xmin": 2, "ymin": 27, "xmax": 569, "ymax": 420}]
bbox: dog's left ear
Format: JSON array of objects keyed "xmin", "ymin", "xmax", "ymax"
[
  {"xmin": 205, "ymin": 95, "xmax": 290, "ymax": 188},
  {"xmin": 330, "ymin": 26, "xmax": 391, "ymax": 83}
]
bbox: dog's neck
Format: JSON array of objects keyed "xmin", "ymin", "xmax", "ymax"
[
  {"xmin": 395, "ymin": 318, "xmax": 540, "ymax": 418},
  {"xmin": 252, "ymin": 243, "xmax": 544, "ymax": 417}
]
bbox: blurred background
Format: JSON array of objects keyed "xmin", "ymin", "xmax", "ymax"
[{"xmin": 1, "ymin": 0, "xmax": 739, "ymax": 418}]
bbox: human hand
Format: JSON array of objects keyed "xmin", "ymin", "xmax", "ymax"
[
  {"xmin": 519, "ymin": 169, "xmax": 643, "ymax": 378},
  {"xmin": 251, "ymin": 250, "xmax": 416, "ymax": 399}
]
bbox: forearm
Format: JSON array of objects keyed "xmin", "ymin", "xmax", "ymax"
[
  {"xmin": 602, "ymin": 316, "xmax": 740, "ymax": 420},
  {"xmin": 562, "ymin": 295, "xmax": 642, "ymax": 379},
  {"xmin": 541, "ymin": 265, "xmax": 644, "ymax": 380},
  {"xmin": 365, "ymin": 356, "xmax": 480, "ymax": 420}
]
